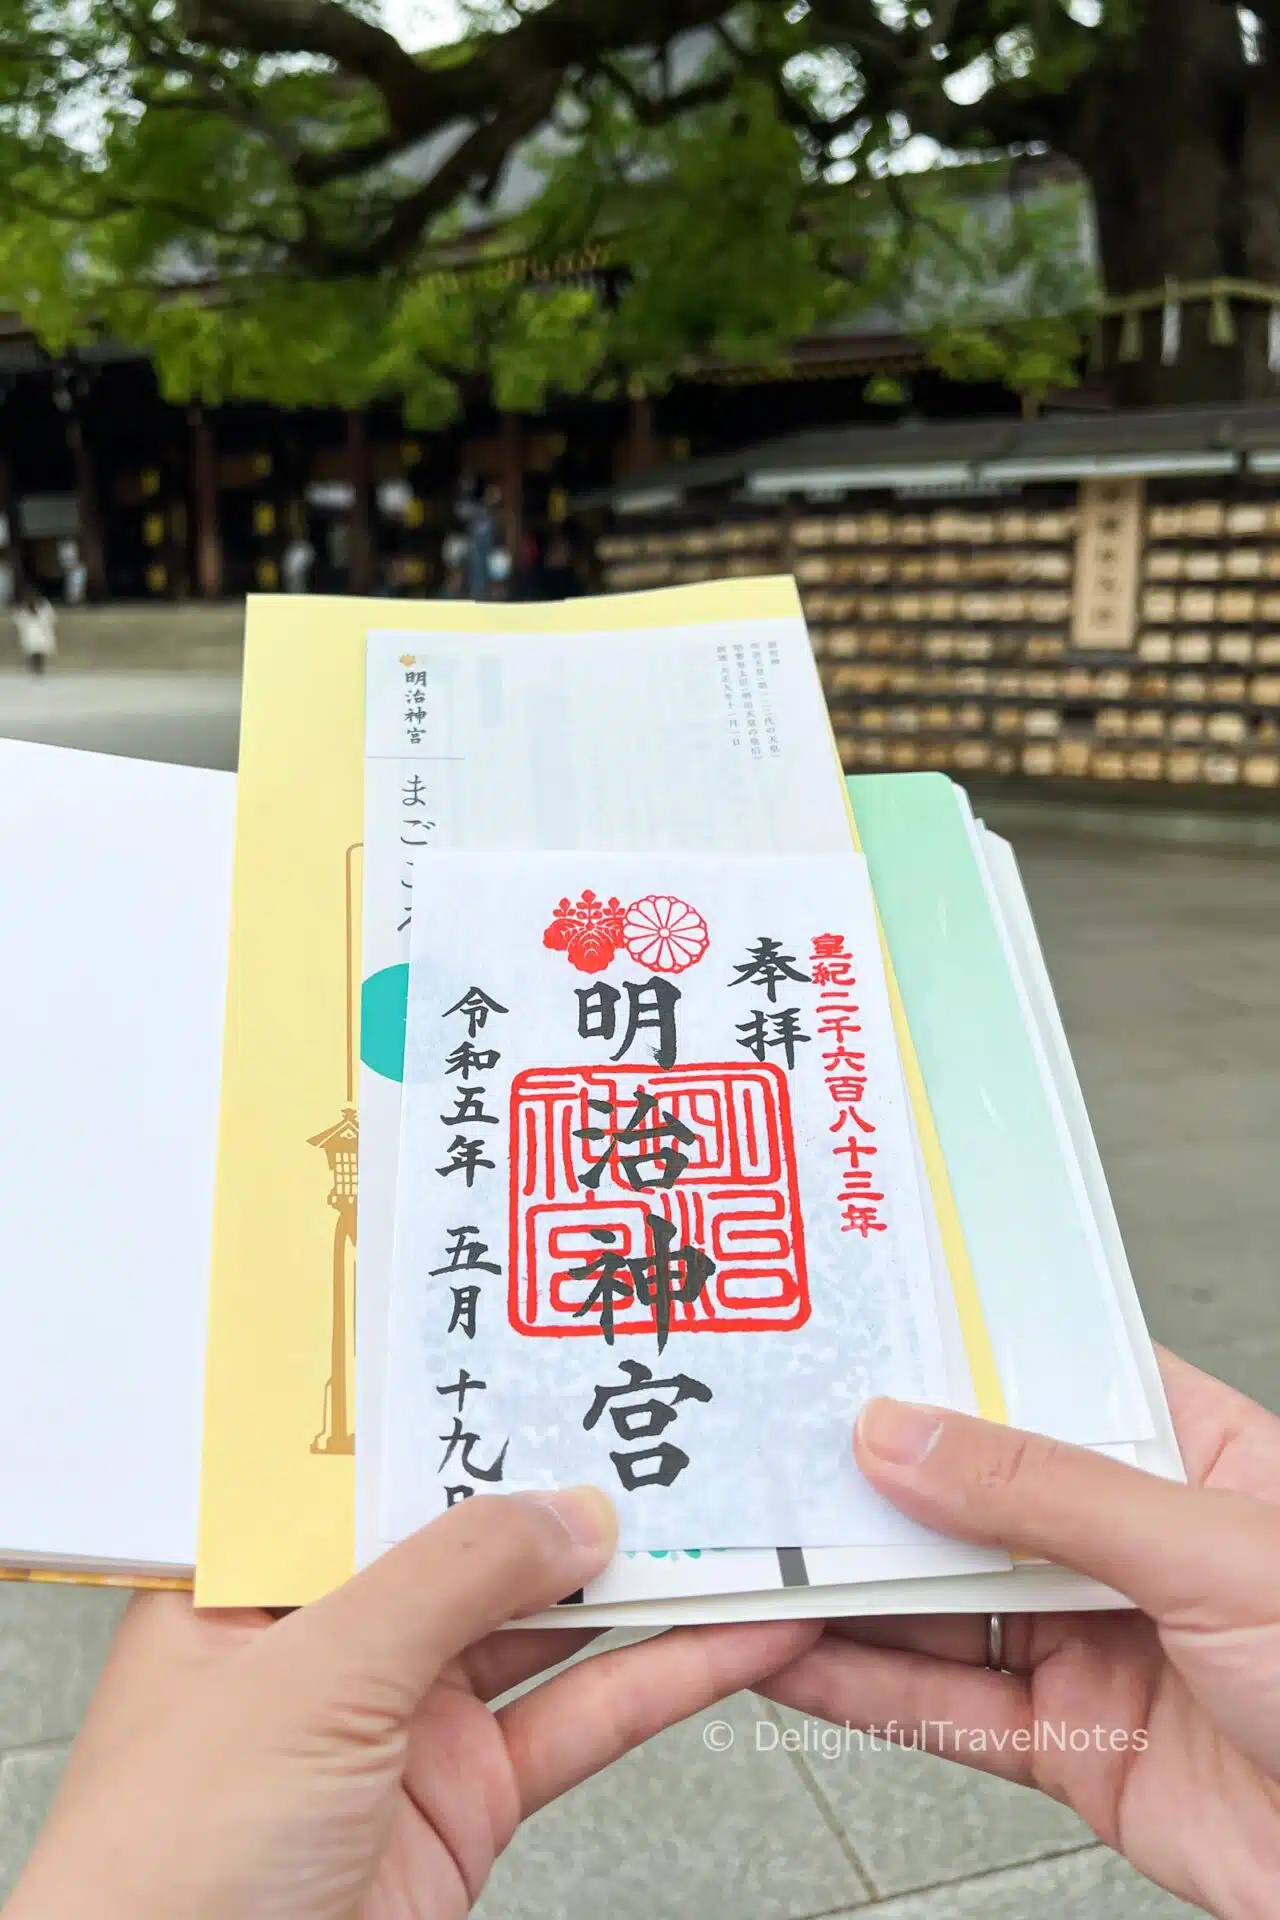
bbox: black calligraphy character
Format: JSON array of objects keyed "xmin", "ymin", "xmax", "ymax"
[
  {"xmin": 439, "ymin": 1087, "xmax": 499, "ymax": 1127},
  {"xmin": 568, "ymin": 1228, "xmax": 636, "ymax": 1343},
  {"xmin": 575, "ymin": 980, "xmax": 682, "ymax": 1070},
  {"xmin": 628, "ymin": 1212, "xmax": 714, "ymax": 1352},
  {"xmin": 735, "ymin": 1007, "xmax": 811, "ymax": 1071},
  {"xmin": 438, "ymin": 1419, "xmax": 508, "ymax": 1482},
  {"xmin": 436, "ymin": 1135, "xmax": 496, "ymax": 1185},
  {"xmin": 436, "ymin": 1368, "xmax": 486, "ymax": 1410},
  {"xmin": 444, "ymin": 1041, "xmax": 500, "ymax": 1080},
  {"xmin": 403, "ymin": 774, "xmax": 428, "ymax": 807},
  {"xmin": 401, "ymin": 818, "xmax": 436, "ymax": 849},
  {"xmin": 431, "ymin": 1226, "xmax": 501, "ymax": 1277},
  {"xmin": 445, "ymin": 1486, "xmax": 474, "ymax": 1507},
  {"xmin": 576, "ymin": 1089, "xmax": 696, "ymax": 1191},
  {"xmin": 443, "ymin": 987, "xmax": 508, "ymax": 1038},
  {"xmin": 576, "ymin": 984, "xmax": 619, "ymax": 1044},
  {"xmin": 447, "ymin": 1286, "xmax": 480, "ymax": 1339},
  {"xmin": 729, "ymin": 937, "xmax": 810, "ymax": 1004},
  {"xmin": 398, "ymin": 872, "xmax": 414, "ymax": 934},
  {"xmin": 583, "ymin": 1358, "xmax": 712, "ymax": 1491},
  {"xmin": 570, "ymin": 1215, "xmax": 713, "ymax": 1350}
]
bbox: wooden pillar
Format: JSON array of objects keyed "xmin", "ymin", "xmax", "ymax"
[
  {"xmin": 346, "ymin": 411, "xmax": 373, "ymax": 594},
  {"xmin": 627, "ymin": 392, "xmax": 658, "ymax": 475},
  {"xmin": 189, "ymin": 407, "xmax": 222, "ymax": 599},
  {"xmin": 0, "ymin": 449, "xmax": 21, "ymax": 596},
  {"xmin": 499, "ymin": 412, "xmax": 524, "ymax": 566},
  {"xmin": 283, "ymin": 427, "xmax": 305, "ymax": 546},
  {"xmin": 67, "ymin": 418, "xmax": 105, "ymax": 599},
  {"xmin": 0, "ymin": 375, "xmax": 25, "ymax": 596},
  {"xmin": 162, "ymin": 447, "xmax": 190, "ymax": 601}
]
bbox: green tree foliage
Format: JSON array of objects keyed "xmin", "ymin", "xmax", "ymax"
[{"xmin": 0, "ymin": 0, "xmax": 1200, "ymax": 418}]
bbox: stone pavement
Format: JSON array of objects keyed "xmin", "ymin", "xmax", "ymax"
[
  {"xmin": 1, "ymin": 603, "xmax": 243, "ymax": 674},
  {"xmin": 0, "ymin": 670, "xmax": 240, "ymax": 771},
  {"xmin": 1, "ymin": 678, "xmax": 1274, "ymax": 1912}
]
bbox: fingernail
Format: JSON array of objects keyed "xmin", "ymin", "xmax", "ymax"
[
  {"xmin": 523, "ymin": 1485, "xmax": 618, "ymax": 1556},
  {"xmin": 856, "ymin": 1399, "xmax": 944, "ymax": 1468}
]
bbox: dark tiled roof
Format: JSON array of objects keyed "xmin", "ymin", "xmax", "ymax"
[{"xmin": 577, "ymin": 404, "xmax": 1280, "ymax": 510}]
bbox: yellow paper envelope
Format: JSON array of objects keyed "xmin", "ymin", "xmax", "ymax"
[{"xmin": 197, "ymin": 578, "xmax": 1000, "ymax": 1606}]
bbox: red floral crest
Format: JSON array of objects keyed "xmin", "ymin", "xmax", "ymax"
[
  {"xmin": 543, "ymin": 889, "xmax": 710, "ymax": 975},
  {"xmin": 542, "ymin": 890, "xmax": 626, "ymax": 974},
  {"xmin": 622, "ymin": 895, "xmax": 710, "ymax": 974}
]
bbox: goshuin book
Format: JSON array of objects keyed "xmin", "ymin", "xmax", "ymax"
[{"xmin": 0, "ymin": 579, "xmax": 1179, "ymax": 1617}]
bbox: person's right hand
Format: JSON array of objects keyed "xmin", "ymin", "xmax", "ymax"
[
  {"xmin": 8, "ymin": 1488, "xmax": 818, "ymax": 1920},
  {"xmin": 760, "ymin": 1350, "xmax": 1280, "ymax": 1919}
]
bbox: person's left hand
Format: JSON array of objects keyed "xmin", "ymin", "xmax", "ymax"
[{"xmin": 9, "ymin": 1488, "xmax": 818, "ymax": 1920}]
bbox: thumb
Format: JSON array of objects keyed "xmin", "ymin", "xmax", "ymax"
[
  {"xmin": 855, "ymin": 1399, "xmax": 1280, "ymax": 1629},
  {"xmin": 274, "ymin": 1487, "xmax": 617, "ymax": 1714}
]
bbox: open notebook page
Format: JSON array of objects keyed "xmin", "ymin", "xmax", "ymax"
[{"xmin": 0, "ymin": 741, "xmax": 233, "ymax": 1574}]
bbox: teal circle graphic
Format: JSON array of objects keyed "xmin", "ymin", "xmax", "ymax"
[{"xmin": 360, "ymin": 964, "xmax": 409, "ymax": 1082}]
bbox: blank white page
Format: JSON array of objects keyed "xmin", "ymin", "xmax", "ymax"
[{"xmin": 0, "ymin": 740, "xmax": 233, "ymax": 1570}]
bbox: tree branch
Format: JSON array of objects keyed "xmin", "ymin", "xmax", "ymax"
[
  {"xmin": 902, "ymin": 74, "xmax": 1074, "ymax": 153},
  {"xmin": 174, "ymin": 0, "xmax": 749, "ymax": 269},
  {"xmin": 177, "ymin": 0, "xmax": 434, "ymax": 128},
  {"xmin": 5, "ymin": 173, "xmax": 288, "ymax": 251},
  {"xmin": 180, "ymin": 0, "xmax": 735, "ymax": 150},
  {"xmin": 594, "ymin": 57, "xmax": 734, "ymax": 127},
  {"xmin": 107, "ymin": 0, "xmax": 305, "ymax": 165},
  {"xmin": 294, "ymin": 73, "xmax": 562, "ymax": 275}
]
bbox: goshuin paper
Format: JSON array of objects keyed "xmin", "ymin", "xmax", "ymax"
[
  {"xmin": 382, "ymin": 851, "xmax": 957, "ymax": 1554},
  {"xmin": 358, "ymin": 613, "xmax": 864, "ymax": 1568}
]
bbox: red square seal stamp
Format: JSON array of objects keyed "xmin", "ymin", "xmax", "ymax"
[{"xmin": 508, "ymin": 1062, "xmax": 809, "ymax": 1339}]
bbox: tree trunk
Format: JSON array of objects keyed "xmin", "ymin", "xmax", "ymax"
[{"xmin": 1066, "ymin": 0, "xmax": 1280, "ymax": 408}]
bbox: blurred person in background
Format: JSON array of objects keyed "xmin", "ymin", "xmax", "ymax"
[
  {"xmin": 14, "ymin": 585, "xmax": 56, "ymax": 675},
  {"xmin": 58, "ymin": 539, "xmax": 87, "ymax": 606},
  {"xmin": 282, "ymin": 533, "xmax": 316, "ymax": 594},
  {"xmin": 457, "ymin": 481, "xmax": 506, "ymax": 599},
  {"xmin": 486, "ymin": 544, "xmax": 513, "ymax": 601},
  {"xmin": 439, "ymin": 530, "xmax": 468, "ymax": 598}
]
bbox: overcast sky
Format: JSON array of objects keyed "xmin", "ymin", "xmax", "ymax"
[{"xmin": 379, "ymin": 0, "xmax": 469, "ymax": 50}]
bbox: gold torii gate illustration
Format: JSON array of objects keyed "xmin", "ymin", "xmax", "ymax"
[{"xmin": 309, "ymin": 844, "xmax": 361, "ymax": 1456}]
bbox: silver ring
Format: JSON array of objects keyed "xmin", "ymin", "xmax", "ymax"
[{"xmin": 986, "ymin": 1613, "xmax": 1006, "ymax": 1672}]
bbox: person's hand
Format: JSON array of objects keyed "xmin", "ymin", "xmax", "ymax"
[
  {"xmin": 9, "ymin": 1488, "xmax": 818, "ymax": 1920},
  {"xmin": 760, "ymin": 1350, "xmax": 1280, "ymax": 1920}
]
